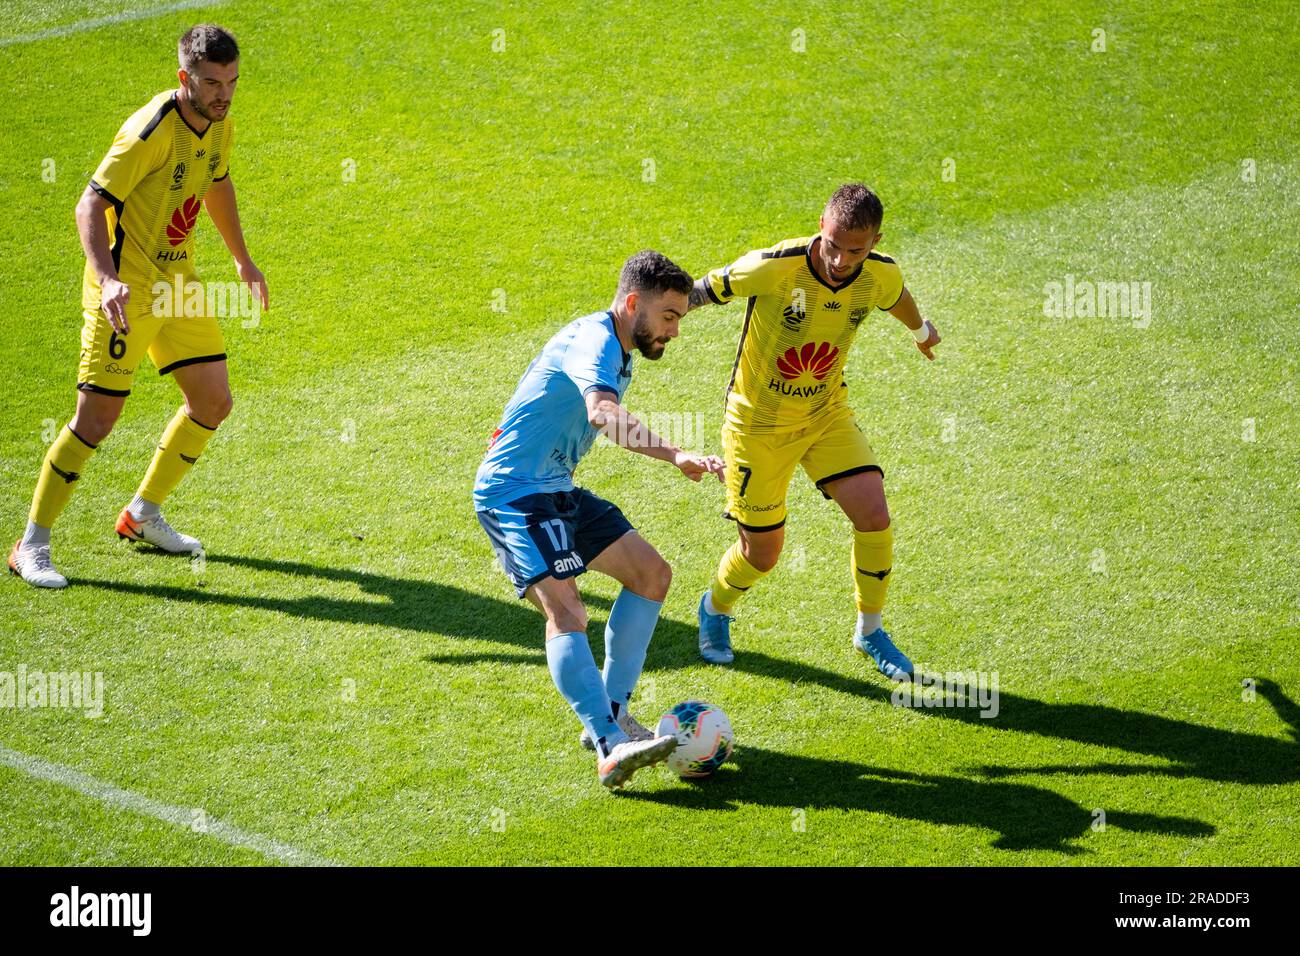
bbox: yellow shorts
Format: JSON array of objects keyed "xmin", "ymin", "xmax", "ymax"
[
  {"xmin": 77, "ymin": 294, "xmax": 226, "ymax": 397},
  {"xmin": 722, "ymin": 405, "xmax": 881, "ymax": 531}
]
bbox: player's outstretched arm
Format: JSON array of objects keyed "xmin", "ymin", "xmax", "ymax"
[
  {"xmin": 586, "ymin": 391, "xmax": 724, "ymax": 482},
  {"xmin": 686, "ymin": 277, "xmax": 718, "ymax": 313},
  {"xmin": 887, "ymin": 286, "xmax": 941, "ymax": 360},
  {"xmin": 204, "ymin": 176, "xmax": 269, "ymax": 311}
]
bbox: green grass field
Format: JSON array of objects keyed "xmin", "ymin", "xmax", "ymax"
[{"xmin": 1, "ymin": 0, "xmax": 1297, "ymax": 865}]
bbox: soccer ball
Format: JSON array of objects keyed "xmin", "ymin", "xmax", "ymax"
[{"xmin": 657, "ymin": 700, "xmax": 734, "ymax": 778}]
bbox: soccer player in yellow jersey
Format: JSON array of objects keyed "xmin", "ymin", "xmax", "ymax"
[
  {"xmin": 687, "ymin": 183, "xmax": 941, "ymax": 679},
  {"xmin": 9, "ymin": 25, "xmax": 267, "ymax": 588}
]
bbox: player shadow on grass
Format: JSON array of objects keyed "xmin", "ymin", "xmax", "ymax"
[
  {"xmin": 964, "ymin": 678, "xmax": 1300, "ymax": 787},
  {"xmin": 619, "ymin": 747, "xmax": 1215, "ymax": 853},
  {"xmin": 644, "ymin": 616, "xmax": 1300, "ymax": 787},
  {"xmin": 75, "ymin": 551, "xmax": 607, "ymax": 660},
  {"xmin": 77, "ymin": 554, "xmax": 1300, "ymax": 787}
]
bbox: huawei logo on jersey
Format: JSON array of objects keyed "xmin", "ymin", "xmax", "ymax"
[
  {"xmin": 776, "ymin": 342, "xmax": 839, "ymax": 381},
  {"xmin": 167, "ymin": 195, "xmax": 201, "ymax": 246}
]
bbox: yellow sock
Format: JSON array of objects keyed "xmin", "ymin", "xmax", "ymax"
[
  {"xmin": 710, "ymin": 541, "xmax": 770, "ymax": 614},
  {"xmin": 852, "ymin": 525, "xmax": 894, "ymax": 613},
  {"xmin": 29, "ymin": 425, "xmax": 98, "ymax": 528},
  {"xmin": 135, "ymin": 408, "xmax": 216, "ymax": 508}
]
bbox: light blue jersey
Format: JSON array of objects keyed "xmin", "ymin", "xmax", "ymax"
[{"xmin": 474, "ymin": 311, "xmax": 632, "ymax": 511}]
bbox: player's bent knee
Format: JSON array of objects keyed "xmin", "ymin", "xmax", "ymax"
[
  {"xmin": 741, "ymin": 542, "xmax": 781, "ymax": 573},
  {"xmin": 196, "ymin": 391, "xmax": 233, "ymax": 426},
  {"xmin": 69, "ymin": 412, "xmax": 119, "ymax": 445},
  {"xmin": 72, "ymin": 422, "xmax": 111, "ymax": 445},
  {"xmin": 642, "ymin": 558, "xmax": 672, "ymax": 602},
  {"xmin": 855, "ymin": 508, "xmax": 890, "ymax": 533},
  {"xmin": 72, "ymin": 393, "xmax": 124, "ymax": 445}
]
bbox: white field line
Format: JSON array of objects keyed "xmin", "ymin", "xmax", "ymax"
[
  {"xmin": 0, "ymin": 743, "xmax": 335, "ymax": 866},
  {"xmin": 0, "ymin": 0, "xmax": 223, "ymax": 48}
]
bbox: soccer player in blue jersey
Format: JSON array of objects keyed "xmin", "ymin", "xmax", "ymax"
[{"xmin": 474, "ymin": 251, "xmax": 724, "ymax": 790}]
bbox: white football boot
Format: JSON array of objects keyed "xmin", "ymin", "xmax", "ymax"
[
  {"xmin": 597, "ymin": 734, "xmax": 677, "ymax": 790},
  {"xmin": 8, "ymin": 540, "xmax": 69, "ymax": 589},
  {"xmin": 115, "ymin": 508, "xmax": 202, "ymax": 554}
]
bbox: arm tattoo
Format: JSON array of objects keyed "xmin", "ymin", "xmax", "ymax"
[{"xmin": 687, "ymin": 277, "xmax": 713, "ymax": 312}]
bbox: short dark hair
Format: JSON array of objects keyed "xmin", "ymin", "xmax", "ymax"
[
  {"xmin": 824, "ymin": 183, "xmax": 884, "ymax": 232},
  {"xmin": 616, "ymin": 250, "xmax": 693, "ymax": 299},
  {"xmin": 179, "ymin": 25, "xmax": 239, "ymax": 73}
]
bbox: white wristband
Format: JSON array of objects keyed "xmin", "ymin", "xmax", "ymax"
[{"xmin": 911, "ymin": 321, "xmax": 931, "ymax": 343}]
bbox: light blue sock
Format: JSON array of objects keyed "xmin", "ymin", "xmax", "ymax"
[
  {"xmin": 546, "ymin": 631, "xmax": 625, "ymax": 753},
  {"xmin": 603, "ymin": 589, "xmax": 663, "ymax": 708}
]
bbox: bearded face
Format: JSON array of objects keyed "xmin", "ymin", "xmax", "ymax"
[
  {"xmin": 181, "ymin": 59, "xmax": 239, "ymax": 123},
  {"xmin": 632, "ymin": 305, "xmax": 670, "ymax": 359}
]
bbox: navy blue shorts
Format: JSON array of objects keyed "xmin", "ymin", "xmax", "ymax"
[{"xmin": 476, "ymin": 488, "xmax": 634, "ymax": 598}]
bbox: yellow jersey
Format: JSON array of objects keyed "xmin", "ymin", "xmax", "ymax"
[
  {"xmin": 702, "ymin": 235, "xmax": 903, "ymax": 434},
  {"xmin": 83, "ymin": 91, "xmax": 234, "ymax": 313}
]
